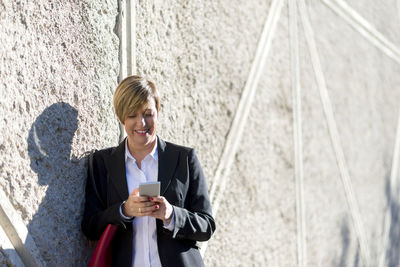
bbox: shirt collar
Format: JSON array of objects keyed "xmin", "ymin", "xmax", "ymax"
[{"xmin": 125, "ymin": 137, "xmax": 158, "ymax": 162}]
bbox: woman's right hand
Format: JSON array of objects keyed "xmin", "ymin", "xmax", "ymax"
[{"xmin": 122, "ymin": 188, "xmax": 156, "ymax": 217}]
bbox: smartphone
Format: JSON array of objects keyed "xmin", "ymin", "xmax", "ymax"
[{"xmin": 139, "ymin": 181, "xmax": 160, "ymax": 197}]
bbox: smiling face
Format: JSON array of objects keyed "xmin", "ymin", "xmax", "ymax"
[{"xmin": 123, "ymin": 97, "xmax": 158, "ymax": 153}]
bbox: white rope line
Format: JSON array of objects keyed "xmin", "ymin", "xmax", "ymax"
[
  {"xmin": 200, "ymin": 0, "xmax": 284, "ymax": 257},
  {"xmin": 118, "ymin": 0, "xmax": 127, "ymax": 80},
  {"xmin": 127, "ymin": 0, "xmax": 136, "ymax": 76},
  {"xmin": 378, "ymin": 111, "xmax": 400, "ymax": 267},
  {"xmin": 398, "ymin": 0, "xmax": 400, "ymax": 26},
  {"xmin": 298, "ymin": 0, "xmax": 371, "ymax": 266},
  {"xmin": 322, "ymin": 0, "xmax": 400, "ymax": 64},
  {"xmin": 118, "ymin": 0, "xmax": 135, "ymax": 142},
  {"xmin": 0, "ymin": 188, "xmax": 44, "ymax": 267},
  {"xmin": 0, "ymin": 225, "xmax": 25, "ymax": 266},
  {"xmin": 208, "ymin": 0, "xmax": 284, "ymax": 213},
  {"xmin": 319, "ymin": 0, "xmax": 400, "ymax": 264},
  {"xmin": 289, "ymin": 1, "xmax": 307, "ymax": 266}
]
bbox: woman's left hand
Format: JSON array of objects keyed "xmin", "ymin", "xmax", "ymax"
[{"xmin": 148, "ymin": 196, "xmax": 174, "ymax": 224}]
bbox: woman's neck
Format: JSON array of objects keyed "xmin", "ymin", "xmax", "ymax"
[{"xmin": 127, "ymin": 138, "xmax": 156, "ymax": 167}]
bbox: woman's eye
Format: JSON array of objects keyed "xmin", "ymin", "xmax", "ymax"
[
  {"xmin": 145, "ymin": 113, "xmax": 153, "ymax": 117},
  {"xmin": 128, "ymin": 115, "xmax": 137, "ymax": 118}
]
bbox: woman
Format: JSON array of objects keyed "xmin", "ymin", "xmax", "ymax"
[{"xmin": 82, "ymin": 75, "xmax": 215, "ymax": 267}]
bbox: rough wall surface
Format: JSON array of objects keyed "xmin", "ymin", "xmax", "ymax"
[
  {"xmin": 0, "ymin": 0, "xmax": 119, "ymax": 265},
  {"xmin": 304, "ymin": 2, "xmax": 400, "ymax": 265},
  {"xmin": 205, "ymin": 7, "xmax": 298, "ymax": 265},
  {"xmin": 1, "ymin": 0, "xmax": 400, "ymax": 266},
  {"xmin": 135, "ymin": 0, "xmax": 272, "ymax": 182},
  {"xmin": 342, "ymin": 0, "xmax": 400, "ymax": 46},
  {"xmin": 298, "ymin": 20, "xmax": 360, "ymax": 266}
]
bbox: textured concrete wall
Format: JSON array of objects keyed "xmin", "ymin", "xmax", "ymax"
[
  {"xmin": 1, "ymin": 0, "xmax": 400, "ymax": 266},
  {"xmin": 0, "ymin": 0, "xmax": 119, "ymax": 265},
  {"xmin": 205, "ymin": 6, "xmax": 298, "ymax": 264},
  {"xmin": 300, "ymin": 1, "xmax": 400, "ymax": 266},
  {"xmin": 136, "ymin": 0, "xmax": 272, "ymax": 181}
]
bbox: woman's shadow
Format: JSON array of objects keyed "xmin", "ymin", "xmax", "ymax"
[{"xmin": 27, "ymin": 102, "xmax": 92, "ymax": 266}]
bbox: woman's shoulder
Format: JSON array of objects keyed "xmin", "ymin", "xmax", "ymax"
[
  {"xmin": 165, "ymin": 141, "xmax": 192, "ymax": 151},
  {"xmin": 161, "ymin": 138, "xmax": 194, "ymax": 154},
  {"xmin": 160, "ymin": 139, "xmax": 203, "ymax": 164},
  {"xmin": 158, "ymin": 138, "xmax": 196, "ymax": 159},
  {"xmin": 91, "ymin": 144, "xmax": 120, "ymax": 160}
]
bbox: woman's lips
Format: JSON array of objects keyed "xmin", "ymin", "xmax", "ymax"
[{"xmin": 135, "ymin": 129, "xmax": 148, "ymax": 136}]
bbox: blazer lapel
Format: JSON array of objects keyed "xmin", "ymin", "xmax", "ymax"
[
  {"xmin": 157, "ymin": 137, "xmax": 180, "ymax": 195},
  {"xmin": 105, "ymin": 140, "xmax": 129, "ymax": 201}
]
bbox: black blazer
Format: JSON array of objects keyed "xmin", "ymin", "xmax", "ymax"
[{"xmin": 81, "ymin": 137, "xmax": 216, "ymax": 267}]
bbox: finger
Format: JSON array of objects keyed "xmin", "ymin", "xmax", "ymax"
[
  {"xmin": 126, "ymin": 196, "xmax": 146, "ymax": 206},
  {"xmin": 149, "ymin": 196, "xmax": 165, "ymax": 203},
  {"xmin": 137, "ymin": 206, "xmax": 159, "ymax": 217},
  {"xmin": 132, "ymin": 202, "xmax": 156, "ymax": 214},
  {"xmin": 124, "ymin": 199, "xmax": 153, "ymax": 214},
  {"xmin": 141, "ymin": 204, "xmax": 159, "ymax": 213},
  {"xmin": 137, "ymin": 202, "xmax": 156, "ymax": 208},
  {"xmin": 131, "ymin": 196, "xmax": 151, "ymax": 202},
  {"xmin": 149, "ymin": 208, "xmax": 166, "ymax": 220},
  {"xmin": 144, "ymin": 201, "xmax": 156, "ymax": 208},
  {"xmin": 149, "ymin": 209, "xmax": 161, "ymax": 218}
]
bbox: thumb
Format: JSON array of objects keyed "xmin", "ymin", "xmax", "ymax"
[{"xmin": 132, "ymin": 187, "xmax": 140, "ymax": 196}]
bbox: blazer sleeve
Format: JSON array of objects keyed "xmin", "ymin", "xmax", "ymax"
[
  {"xmin": 81, "ymin": 151, "xmax": 129, "ymax": 241},
  {"xmin": 169, "ymin": 149, "xmax": 216, "ymax": 242}
]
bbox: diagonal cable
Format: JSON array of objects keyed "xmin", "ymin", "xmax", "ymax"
[
  {"xmin": 201, "ymin": 0, "xmax": 285, "ymax": 257},
  {"xmin": 322, "ymin": 0, "xmax": 400, "ymax": 64},
  {"xmin": 298, "ymin": 0, "xmax": 370, "ymax": 265}
]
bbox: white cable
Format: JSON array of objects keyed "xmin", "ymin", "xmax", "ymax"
[
  {"xmin": 127, "ymin": 0, "xmax": 136, "ymax": 76},
  {"xmin": 208, "ymin": 0, "xmax": 284, "ymax": 214},
  {"xmin": 200, "ymin": 0, "xmax": 284, "ymax": 257},
  {"xmin": 0, "ymin": 188, "xmax": 45, "ymax": 267},
  {"xmin": 289, "ymin": 0, "xmax": 307, "ymax": 266},
  {"xmin": 320, "ymin": 1, "xmax": 400, "ymax": 264},
  {"xmin": 119, "ymin": 0, "xmax": 127, "ymax": 80},
  {"xmin": 322, "ymin": 0, "xmax": 400, "ymax": 64},
  {"xmin": 118, "ymin": 0, "xmax": 133, "ymax": 143},
  {"xmin": 298, "ymin": 0, "xmax": 370, "ymax": 265}
]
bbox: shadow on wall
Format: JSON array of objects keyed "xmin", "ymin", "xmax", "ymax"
[
  {"xmin": 335, "ymin": 173, "xmax": 400, "ymax": 267},
  {"xmin": 336, "ymin": 217, "xmax": 360, "ymax": 267},
  {"xmin": 27, "ymin": 102, "xmax": 92, "ymax": 265},
  {"xmin": 385, "ymin": 176, "xmax": 400, "ymax": 267}
]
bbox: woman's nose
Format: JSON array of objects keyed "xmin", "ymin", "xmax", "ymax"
[{"xmin": 137, "ymin": 115, "xmax": 146, "ymax": 126}]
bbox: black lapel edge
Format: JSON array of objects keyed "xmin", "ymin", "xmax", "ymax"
[
  {"xmin": 105, "ymin": 139, "xmax": 129, "ymax": 201},
  {"xmin": 157, "ymin": 137, "xmax": 180, "ymax": 195}
]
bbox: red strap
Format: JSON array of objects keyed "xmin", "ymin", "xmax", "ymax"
[{"xmin": 87, "ymin": 224, "xmax": 118, "ymax": 267}]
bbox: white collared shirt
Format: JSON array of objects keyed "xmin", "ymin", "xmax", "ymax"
[{"xmin": 125, "ymin": 139, "xmax": 162, "ymax": 267}]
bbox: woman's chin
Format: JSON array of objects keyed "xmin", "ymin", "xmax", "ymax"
[{"xmin": 131, "ymin": 135, "xmax": 155, "ymax": 146}]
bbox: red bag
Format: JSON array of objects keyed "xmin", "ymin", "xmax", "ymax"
[{"xmin": 87, "ymin": 224, "xmax": 118, "ymax": 267}]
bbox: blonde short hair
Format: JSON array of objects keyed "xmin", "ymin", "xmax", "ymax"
[{"xmin": 113, "ymin": 75, "xmax": 160, "ymax": 123}]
